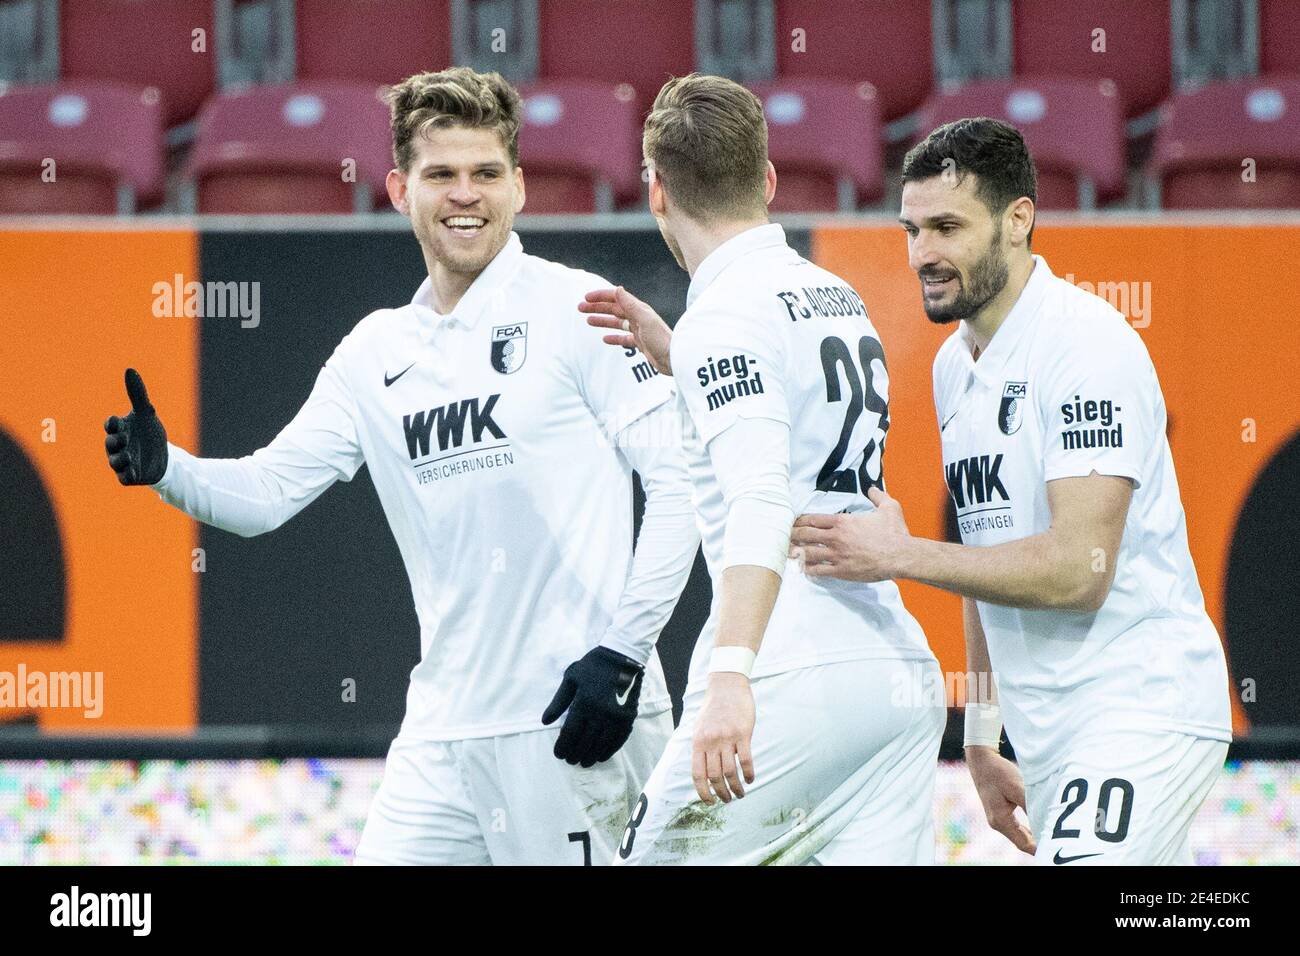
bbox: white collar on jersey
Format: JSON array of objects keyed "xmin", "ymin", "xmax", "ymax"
[
  {"xmin": 958, "ymin": 253, "xmax": 1054, "ymax": 384},
  {"xmin": 408, "ymin": 231, "xmax": 526, "ymax": 329},
  {"xmin": 686, "ymin": 222, "xmax": 789, "ymax": 308}
]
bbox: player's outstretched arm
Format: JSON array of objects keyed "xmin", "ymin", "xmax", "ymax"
[
  {"xmin": 962, "ymin": 597, "xmax": 1037, "ymax": 855},
  {"xmin": 580, "ymin": 286, "xmax": 673, "ymax": 375},
  {"xmin": 104, "ymin": 368, "xmax": 169, "ymax": 486},
  {"xmin": 103, "ymin": 358, "xmax": 363, "ymax": 538}
]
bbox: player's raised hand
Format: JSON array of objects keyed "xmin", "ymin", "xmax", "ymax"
[
  {"xmin": 104, "ymin": 368, "xmax": 169, "ymax": 486},
  {"xmin": 541, "ymin": 645, "xmax": 645, "ymax": 768},
  {"xmin": 691, "ymin": 672, "xmax": 756, "ymax": 804},
  {"xmin": 580, "ymin": 286, "xmax": 674, "ymax": 375},
  {"xmin": 966, "ymin": 745, "xmax": 1038, "ymax": 855}
]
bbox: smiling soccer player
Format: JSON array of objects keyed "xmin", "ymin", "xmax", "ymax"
[
  {"xmin": 788, "ymin": 118, "xmax": 1232, "ymax": 865},
  {"xmin": 103, "ymin": 67, "xmax": 699, "ymax": 865}
]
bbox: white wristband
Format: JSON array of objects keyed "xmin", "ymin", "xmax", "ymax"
[
  {"xmin": 964, "ymin": 702, "xmax": 1003, "ymax": 749},
  {"xmin": 708, "ymin": 646, "xmax": 756, "ymax": 677}
]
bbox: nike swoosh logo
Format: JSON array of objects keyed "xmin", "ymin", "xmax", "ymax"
[
  {"xmin": 615, "ymin": 682, "xmax": 634, "ymax": 707},
  {"xmin": 1053, "ymin": 850, "xmax": 1103, "ymax": 865},
  {"xmin": 384, "ymin": 362, "xmax": 416, "ymax": 387},
  {"xmin": 940, "ymin": 409, "xmax": 959, "ymax": 432}
]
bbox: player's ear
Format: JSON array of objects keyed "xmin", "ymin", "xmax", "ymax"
[
  {"xmin": 647, "ymin": 168, "xmax": 666, "ymax": 217},
  {"xmin": 386, "ymin": 168, "xmax": 410, "ymax": 216},
  {"xmin": 764, "ymin": 161, "xmax": 777, "ymax": 206},
  {"xmin": 513, "ymin": 164, "xmax": 526, "ymax": 215},
  {"xmin": 1008, "ymin": 196, "xmax": 1034, "ymax": 247}
]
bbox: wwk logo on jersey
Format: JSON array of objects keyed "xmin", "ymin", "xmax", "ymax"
[
  {"xmin": 491, "ymin": 322, "xmax": 528, "ymax": 374},
  {"xmin": 403, "ymin": 396, "xmax": 505, "ymax": 459},
  {"xmin": 946, "ymin": 453, "xmax": 1015, "ymax": 534},
  {"xmin": 946, "ymin": 454, "xmax": 1009, "ymax": 509},
  {"xmin": 999, "ymin": 381, "xmax": 1027, "ymax": 435}
]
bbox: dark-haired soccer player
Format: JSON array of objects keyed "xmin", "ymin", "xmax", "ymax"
[
  {"xmin": 789, "ymin": 118, "xmax": 1231, "ymax": 864},
  {"xmin": 103, "ymin": 67, "xmax": 698, "ymax": 865}
]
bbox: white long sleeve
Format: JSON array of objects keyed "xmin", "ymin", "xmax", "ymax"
[
  {"xmin": 706, "ymin": 416, "xmax": 794, "ymax": 575},
  {"xmin": 598, "ymin": 401, "xmax": 700, "ymax": 666},
  {"xmin": 151, "ymin": 358, "xmax": 364, "ymax": 537}
]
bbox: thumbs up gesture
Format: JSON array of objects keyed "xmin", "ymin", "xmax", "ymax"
[{"xmin": 104, "ymin": 368, "xmax": 169, "ymax": 485}]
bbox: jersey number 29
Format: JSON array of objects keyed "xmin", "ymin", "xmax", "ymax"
[{"xmin": 817, "ymin": 335, "xmax": 890, "ymax": 496}]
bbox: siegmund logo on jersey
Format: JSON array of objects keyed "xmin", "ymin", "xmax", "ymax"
[
  {"xmin": 696, "ymin": 353, "xmax": 764, "ymax": 411},
  {"xmin": 999, "ymin": 381, "xmax": 1027, "ymax": 435},
  {"xmin": 1061, "ymin": 394, "xmax": 1123, "ymax": 449},
  {"xmin": 491, "ymin": 322, "xmax": 527, "ymax": 374}
]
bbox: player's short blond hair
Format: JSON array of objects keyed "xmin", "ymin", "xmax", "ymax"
[
  {"xmin": 642, "ymin": 73, "xmax": 769, "ymax": 222},
  {"xmin": 385, "ymin": 66, "xmax": 523, "ymax": 172}
]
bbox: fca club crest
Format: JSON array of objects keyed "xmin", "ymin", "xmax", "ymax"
[
  {"xmin": 491, "ymin": 322, "xmax": 528, "ymax": 374},
  {"xmin": 999, "ymin": 381, "xmax": 1027, "ymax": 435}
]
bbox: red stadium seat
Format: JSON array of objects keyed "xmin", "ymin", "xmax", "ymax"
[
  {"xmin": 0, "ymin": 81, "xmax": 164, "ymax": 214},
  {"xmin": 537, "ymin": 0, "xmax": 694, "ymax": 112},
  {"xmin": 751, "ymin": 79, "xmax": 883, "ymax": 212},
  {"xmin": 1260, "ymin": 0, "xmax": 1300, "ymax": 76},
  {"xmin": 59, "ymin": 0, "xmax": 215, "ymax": 128},
  {"xmin": 918, "ymin": 78, "xmax": 1127, "ymax": 209},
  {"xmin": 1013, "ymin": 0, "xmax": 1171, "ymax": 119},
  {"xmin": 773, "ymin": 0, "xmax": 933, "ymax": 123},
  {"xmin": 188, "ymin": 82, "xmax": 393, "ymax": 214},
  {"xmin": 517, "ymin": 81, "xmax": 642, "ymax": 213},
  {"xmin": 295, "ymin": 0, "xmax": 451, "ymax": 85},
  {"xmin": 1153, "ymin": 78, "xmax": 1300, "ymax": 209}
]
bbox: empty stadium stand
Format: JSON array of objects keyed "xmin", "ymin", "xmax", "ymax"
[{"xmin": 0, "ymin": 80, "xmax": 164, "ymax": 213}]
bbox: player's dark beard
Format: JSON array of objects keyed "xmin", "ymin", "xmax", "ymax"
[{"xmin": 918, "ymin": 228, "xmax": 1009, "ymax": 325}]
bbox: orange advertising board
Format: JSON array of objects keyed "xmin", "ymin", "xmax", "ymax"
[{"xmin": 0, "ymin": 230, "xmax": 199, "ymax": 730}]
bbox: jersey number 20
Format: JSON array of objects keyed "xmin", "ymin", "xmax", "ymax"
[{"xmin": 817, "ymin": 335, "xmax": 890, "ymax": 496}]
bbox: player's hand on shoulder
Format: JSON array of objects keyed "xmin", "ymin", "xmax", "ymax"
[
  {"xmin": 965, "ymin": 745, "xmax": 1038, "ymax": 855},
  {"xmin": 104, "ymin": 368, "xmax": 169, "ymax": 486},
  {"xmin": 541, "ymin": 645, "xmax": 644, "ymax": 768},
  {"xmin": 580, "ymin": 286, "xmax": 674, "ymax": 375},
  {"xmin": 691, "ymin": 671, "xmax": 756, "ymax": 805}
]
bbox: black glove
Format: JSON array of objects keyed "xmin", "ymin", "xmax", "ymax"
[
  {"xmin": 104, "ymin": 368, "xmax": 169, "ymax": 485},
  {"xmin": 541, "ymin": 645, "xmax": 644, "ymax": 768}
]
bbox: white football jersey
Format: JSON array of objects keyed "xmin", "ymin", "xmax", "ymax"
[
  {"xmin": 932, "ymin": 255, "xmax": 1232, "ymax": 781},
  {"xmin": 670, "ymin": 224, "xmax": 935, "ymax": 695},
  {"xmin": 197, "ymin": 233, "xmax": 676, "ymax": 739}
]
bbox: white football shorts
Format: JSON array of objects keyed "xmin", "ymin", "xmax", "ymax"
[
  {"xmin": 617, "ymin": 657, "xmax": 946, "ymax": 865},
  {"xmin": 1026, "ymin": 730, "xmax": 1228, "ymax": 866},
  {"xmin": 355, "ymin": 708, "xmax": 673, "ymax": 865}
]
